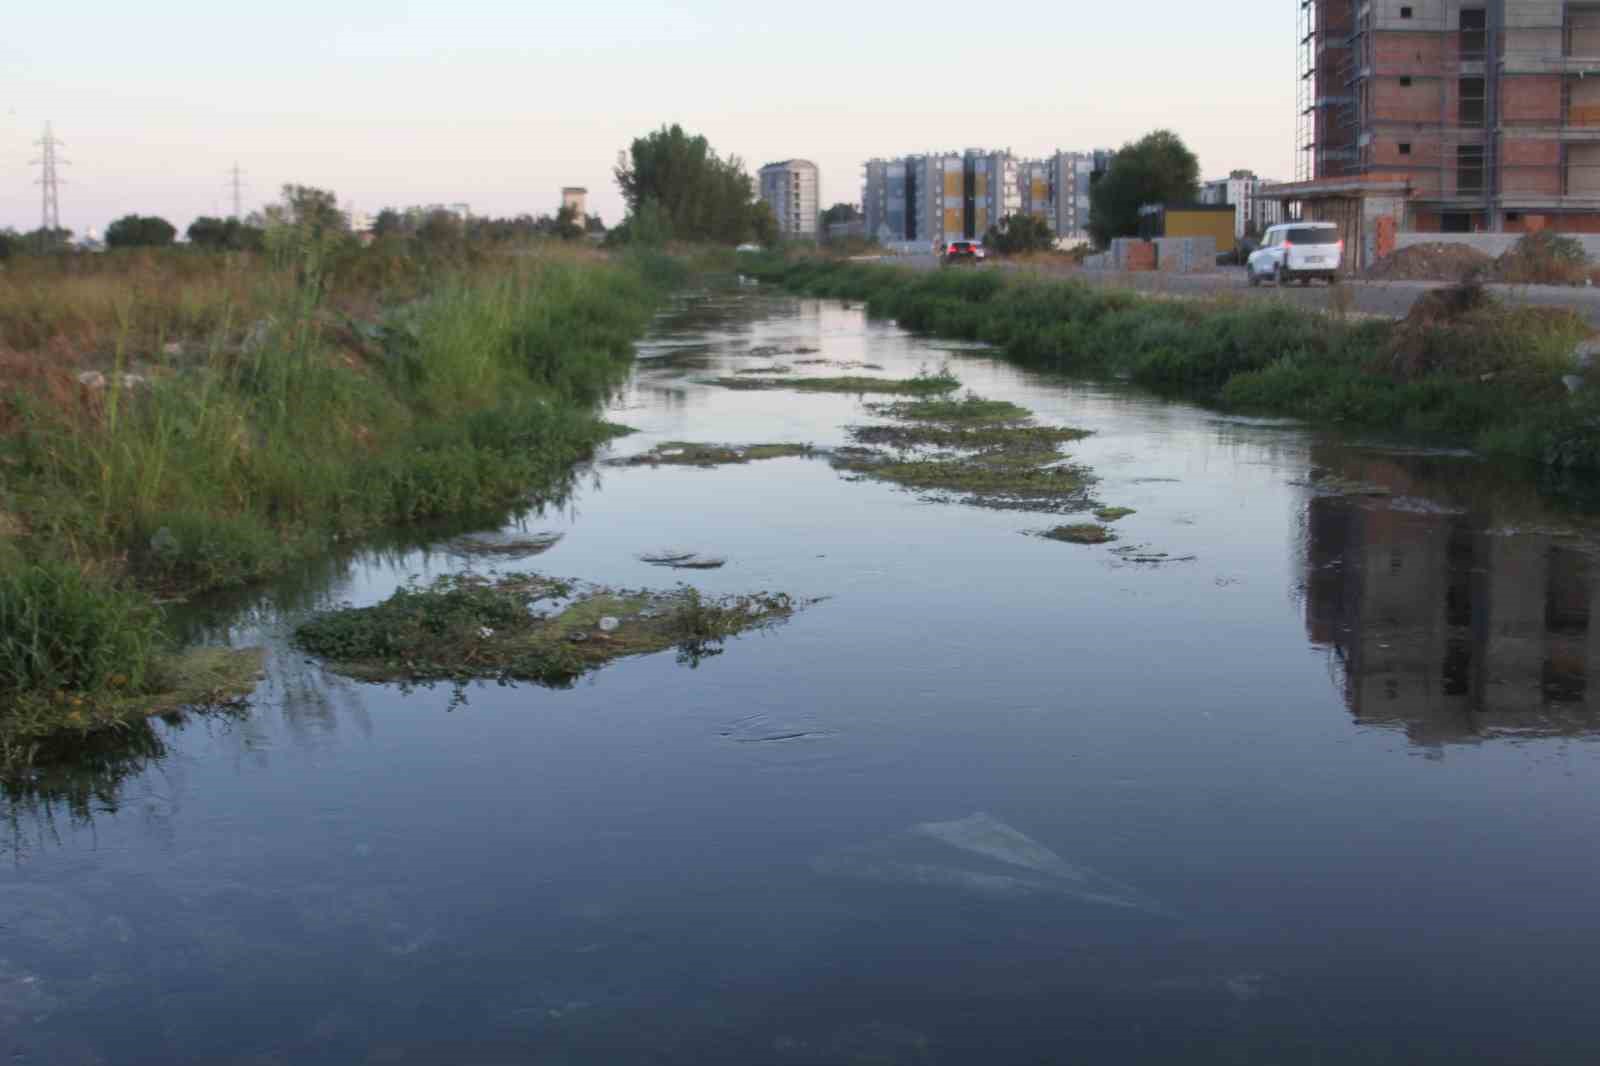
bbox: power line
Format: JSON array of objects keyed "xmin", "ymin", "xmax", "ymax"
[{"xmin": 31, "ymin": 121, "xmax": 68, "ymax": 231}]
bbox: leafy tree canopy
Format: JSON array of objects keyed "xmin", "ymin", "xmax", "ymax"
[
  {"xmin": 822, "ymin": 203, "xmax": 862, "ymax": 226},
  {"xmin": 1087, "ymin": 129, "xmax": 1200, "ymax": 247},
  {"xmin": 186, "ymin": 216, "xmax": 265, "ymax": 251},
  {"xmin": 106, "ymin": 214, "xmax": 177, "ymax": 249},
  {"xmin": 984, "ymin": 212, "xmax": 1056, "ymax": 256},
  {"xmin": 613, "ymin": 124, "xmax": 759, "ymax": 244}
]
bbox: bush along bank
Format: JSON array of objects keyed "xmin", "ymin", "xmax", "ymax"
[
  {"xmin": 0, "ymin": 245, "xmax": 671, "ymax": 762},
  {"xmin": 742, "ymin": 255, "xmax": 1600, "ymax": 469}
]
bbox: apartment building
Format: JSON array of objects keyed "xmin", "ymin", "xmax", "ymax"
[
  {"xmin": 864, "ymin": 147, "xmax": 1105, "ymax": 246},
  {"xmin": 1199, "ymin": 170, "xmax": 1286, "ymax": 239},
  {"xmin": 1047, "ymin": 150, "xmax": 1110, "ymax": 242},
  {"xmin": 1273, "ymin": 0, "xmax": 1600, "ymax": 269},
  {"xmin": 758, "ymin": 160, "xmax": 821, "ymax": 241}
]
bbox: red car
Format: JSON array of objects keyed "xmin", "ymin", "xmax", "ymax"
[{"xmin": 940, "ymin": 240, "xmax": 987, "ymax": 264}]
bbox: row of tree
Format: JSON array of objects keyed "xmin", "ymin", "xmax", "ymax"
[{"xmin": 2, "ymin": 127, "xmax": 1203, "ymax": 261}]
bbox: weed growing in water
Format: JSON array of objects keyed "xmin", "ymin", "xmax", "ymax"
[
  {"xmin": 1039, "ymin": 523, "xmax": 1116, "ymax": 544},
  {"xmin": 1093, "ymin": 507, "xmax": 1136, "ymax": 522},
  {"xmin": 708, "ymin": 371, "xmax": 960, "ymax": 395},
  {"xmin": 292, "ymin": 573, "xmax": 799, "ymax": 686},
  {"xmin": 866, "ymin": 393, "xmax": 1031, "ymax": 424},
  {"xmin": 616, "ymin": 442, "xmax": 815, "ymax": 467}
]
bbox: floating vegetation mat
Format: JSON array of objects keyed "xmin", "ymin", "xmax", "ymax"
[
  {"xmin": 446, "ymin": 531, "xmax": 564, "ymax": 556},
  {"xmin": 614, "ymin": 441, "xmax": 815, "ymax": 468},
  {"xmin": 293, "ymin": 573, "xmax": 801, "ymax": 686},
  {"xmin": 836, "ymin": 391, "xmax": 1100, "ymax": 514},
  {"xmin": 865, "ymin": 394, "xmax": 1031, "ymax": 424},
  {"xmin": 708, "ymin": 372, "xmax": 960, "ymax": 395},
  {"xmin": 1037, "ymin": 523, "xmax": 1117, "ymax": 544},
  {"xmin": 1093, "ymin": 507, "xmax": 1136, "ymax": 522},
  {"xmin": 3, "ymin": 646, "xmax": 266, "ymax": 766},
  {"xmin": 1109, "ymin": 544, "xmax": 1197, "ymax": 565},
  {"xmin": 639, "ymin": 551, "xmax": 727, "ymax": 570}
]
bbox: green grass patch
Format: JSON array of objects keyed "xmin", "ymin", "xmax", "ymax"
[
  {"xmin": 866, "ymin": 394, "xmax": 1032, "ymax": 424},
  {"xmin": 744, "ymin": 258, "xmax": 1600, "ymax": 469},
  {"xmin": 293, "ymin": 573, "xmax": 800, "ymax": 686},
  {"xmin": 1093, "ymin": 507, "xmax": 1136, "ymax": 522}
]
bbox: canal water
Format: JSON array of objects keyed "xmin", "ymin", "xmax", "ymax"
[{"xmin": 7, "ymin": 290, "xmax": 1600, "ymax": 1064}]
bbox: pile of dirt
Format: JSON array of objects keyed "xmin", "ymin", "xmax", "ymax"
[
  {"xmin": 1491, "ymin": 231, "xmax": 1590, "ymax": 285},
  {"xmin": 1364, "ymin": 242, "xmax": 1492, "ymax": 282}
]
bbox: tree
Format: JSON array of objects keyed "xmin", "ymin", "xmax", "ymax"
[
  {"xmin": 984, "ymin": 212, "xmax": 1056, "ymax": 256},
  {"xmin": 585, "ymin": 213, "xmax": 606, "ymax": 234},
  {"xmin": 22, "ymin": 227, "xmax": 73, "ymax": 254},
  {"xmin": 822, "ymin": 203, "xmax": 862, "ymax": 226},
  {"xmin": 187, "ymin": 216, "xmax": 265, "ymax": 251},
  {"xmin": 613, "ymin": 124, "xmax": 757, "ymax": 244},
  {"xmin": 1087, "ymin": 129, "xmax": 1200, "ymax": 247},
  {"xmin": 554, "ymin": 204, "xmax": 585, "ymax": 241},
  {"xmin": 371, "ymin": 208, "xmax": 409, "ymax": 239},
  {"xmin": 105, "ymin": 214, "xmax": 177, "ymax": 248},
  {"xmin": 0, "ymin": 229, "xmax": 16, "ymax": 260},
  {"xmin": 415, "ymin": 208, "xmax": 464, "ymax": 247},
  {"xmin": 749, "ymin": 200, "xmax": 779, "ymax": 247},
  {"xmin": 261, "ymin": 184, "xmax": 349, "ymax": 239}
]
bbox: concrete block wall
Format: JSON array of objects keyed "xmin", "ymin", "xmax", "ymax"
[
  {"xmin": 1152, "ymin": 237, "xmax": 1218, "ymax": 273},
  {"xmin": 1394, "ymin": 231, "xmax": 1600, "ymax": 258}
]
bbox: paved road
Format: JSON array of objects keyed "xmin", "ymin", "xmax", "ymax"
[{"xmin": 878, "ymin": 256, "xmax": 1600, "ymax": 326}]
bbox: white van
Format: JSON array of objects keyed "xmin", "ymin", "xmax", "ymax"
[{"xmin": 1247, "ymin": 222, "xmax": 1344, "ymax": 286}]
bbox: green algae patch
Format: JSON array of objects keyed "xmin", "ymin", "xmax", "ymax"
[
  {"xmin": 1093, "ymin": 507, "xmax": 1136, "ymax": 522},
  {"xmin": 849, "ymin": 422, "xmax": 1091, "ymax": 450},
  {"xmin": 836, "ymin": 446, "xmax": 1094, "ymax": 511},
  {"xmin": 2, "ymin": 646, "xmax": 266, "ymax": 768},
  {"xmin": 734, "ymin": 364, "xmax": 794, "ymax": 375},
  {"xmin": 615, "ymin": 441, "xmax": 815, "ymax": 468},
  {"xmin": 292, "ymin": 573, "xmax": 800, "ymax": 686},
  {"xmin": 1040, "ymin": 523, "xmax": 1117, "ymax": 544},
  {"xmin": 866, "ymin": 394, "xmax": 1031, "ymax": 424},
  {"xmin": 708, "ymin": 371, "xmax": 960, "ymax": 395}
]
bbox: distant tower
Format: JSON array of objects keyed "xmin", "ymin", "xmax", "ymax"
[
  {"xmin": 229, "ymin": 162, "xmax": 246, "ymax": 219},
  {"xmin": 32, "ymin": 122, "xmax": 67, "ymax": 231},
  {"xmin": 561, "ymin": 187, "xmax": 588, "ymax": 223}
]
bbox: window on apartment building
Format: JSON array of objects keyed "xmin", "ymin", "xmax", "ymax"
[
  {"xmin": 1400, "ymin": 76, "xmax": 1413, "ymax": 86},
  {"xmin": 1460, "ymin": 77, "xmax": 1486, "ymax": 125},
  {"xmin": 1400, "ymin": 6, "xmax": 1413, "ymax": 18},
  {"xmin": 1457, "ymin": 145, "xmax": 1486, "ymax": 193},
  {"xmin": 1399, "ymin": 142, "xmax": 1412, "ymax": 155},
  {"xmin": 1460, "ymin": 9, "xmax": 1487, "ymax": 59}
]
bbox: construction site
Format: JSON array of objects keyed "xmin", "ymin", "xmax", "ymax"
[{"xmin": 1271, "ymin": 0, "xmax": 1600, "ymax": 270}]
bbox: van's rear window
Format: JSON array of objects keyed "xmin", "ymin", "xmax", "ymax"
[{"xmin": 1287, "ymin": 228, "xmax": 1339, "ymax": 246}]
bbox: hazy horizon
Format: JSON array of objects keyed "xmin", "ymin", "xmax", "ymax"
[{"xmin": 3, "ymin": 1, "xmax": 1295, "ymax": 236}]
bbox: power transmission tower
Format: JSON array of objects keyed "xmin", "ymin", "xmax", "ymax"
[
  {"xmin": 31, "ymin": 121, "xmax": 68, "ymax": 231},
  {"xmin": 228, "ymin": 162, "xmax": 246, "ymax": 219}
]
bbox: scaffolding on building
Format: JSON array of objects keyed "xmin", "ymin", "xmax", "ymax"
[{"xmin": 1297, "ymin": 0, "xmax": 1600, "ymax": 230}]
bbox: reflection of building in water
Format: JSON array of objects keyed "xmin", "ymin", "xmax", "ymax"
[{"xmin": 1303, "ymin": 464, "xmax": 1600, "ymax": 746}]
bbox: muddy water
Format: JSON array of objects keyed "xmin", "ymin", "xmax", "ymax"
[{"xmin": 7, "ymin": 291, "xmax": 1600, "ymax": 1065}]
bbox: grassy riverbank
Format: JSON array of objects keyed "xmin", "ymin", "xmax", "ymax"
[
  {"xmin": 743, "ymin": 255, "xmax": 1600, "ymax": 469},
  {"xmin": 0, "ymin": 242, "xmax": 674, "ymax": 760}
]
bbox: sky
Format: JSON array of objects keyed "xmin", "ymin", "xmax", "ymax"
[{"xmin": 0, "ymin": 1, "xmax": 1297, "ymax": 237}]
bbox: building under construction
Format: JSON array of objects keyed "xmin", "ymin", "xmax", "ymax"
[{"xmin": 1272, "ymin": 0, "xmax": 1600, "ymax": 268}]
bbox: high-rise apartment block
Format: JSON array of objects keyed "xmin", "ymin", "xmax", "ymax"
[
  {"xmin": 863, "ymin": 147, "xmax": 1108, "ymax": 247},
  {"xmin": 1200, "ymin": 170, "xmax": 1286, "ymax": 239},
  {"xmin": 1277, "ymin": 0, "xmax": 1600, "ymax": 266},
  {"xmin": 758, "ymin": 160, "xmax": 821, "ymax": 240}
]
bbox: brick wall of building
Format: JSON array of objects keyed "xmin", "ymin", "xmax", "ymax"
[{"xmin": 1501, "ymin": 75, "xmax": 1563, "ymax": 124}]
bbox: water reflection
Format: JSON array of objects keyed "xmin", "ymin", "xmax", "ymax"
[{"xmin": 1302, "ymin": 446, "xmax": 1600, "ymax": 745}]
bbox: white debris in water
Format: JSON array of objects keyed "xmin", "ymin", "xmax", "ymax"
[
  {"xmin": 598, "ymin": 616, "xmax": 620, "ymax": 632},
  {"xmin": 478, "ymin": 626, "xmax": 495, "ymax": 639}
]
